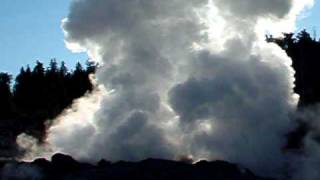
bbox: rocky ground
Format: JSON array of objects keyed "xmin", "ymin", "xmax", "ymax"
[{"xmin": 0, "ymin": 153, "xmax": 275, "ymax": 180}]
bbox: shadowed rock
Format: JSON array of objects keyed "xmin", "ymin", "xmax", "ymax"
[{"xmin": 1, "ymin": 153, "xmax": 275, "ymax": 180}]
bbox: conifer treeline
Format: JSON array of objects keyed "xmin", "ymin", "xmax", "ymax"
[
  {"xmin": 0, "ymin": 59, "xmax": 96, "ymax": 140},
  {"xmin": 268, "ymin": 30, "xmax": 320, "ymax": 106},
  {"xmin": 268, "ymin": 30, "xmax": 320, "ymax": 150}
]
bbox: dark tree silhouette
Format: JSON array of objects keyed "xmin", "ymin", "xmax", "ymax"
[
  {"xmin": 269, "ymin": 29, "xmax": 320, "ymax": 106},
  {"xmin": 0, "ymin": 73, "xmax": 14, "ymax": 120},
  {"xmin": 86, "ymin": 60, "xmax": 97, "ymax": 74},
  {"xmin": 13, "ymin": 66, "xmax": 32, "ymax": 115},
  {"xmin": 269, "ymin": 30, "xmax": 320, "ymax": 150},
  {"xmin": 0, "ymin": 60, "xmax": 97, "ymax": 144}
]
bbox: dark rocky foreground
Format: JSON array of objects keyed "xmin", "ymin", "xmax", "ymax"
[{"xmin": 0, "ymin": 153, "xmax": 274, "ymax": 180}]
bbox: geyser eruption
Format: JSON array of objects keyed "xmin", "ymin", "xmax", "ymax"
[{"xmin": 41, "ymin": 0, "xmax": 313, "ymax": 177}]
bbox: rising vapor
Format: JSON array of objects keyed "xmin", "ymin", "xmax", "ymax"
[{"xmin": 30, "ymin": 0, "xmax": 315, "ymax": 178}]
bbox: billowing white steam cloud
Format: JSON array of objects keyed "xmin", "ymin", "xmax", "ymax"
[{"xmin": 43, "ymin": 0, "xmax": 314, "ymax": 177}]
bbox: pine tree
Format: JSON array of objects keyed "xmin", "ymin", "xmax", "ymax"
[{"xmin": 0, "ymin": 73, "xmax": 14, "ymax": 120}]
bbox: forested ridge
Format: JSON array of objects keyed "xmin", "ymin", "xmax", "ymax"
[{"xmin": 0, "ymin": 60, "xmax": 96, "ymax": 156}]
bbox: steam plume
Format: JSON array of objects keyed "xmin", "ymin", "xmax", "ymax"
[{"xmin": 38, "ymin": 0, "xmax": 314, "ymax": 177}]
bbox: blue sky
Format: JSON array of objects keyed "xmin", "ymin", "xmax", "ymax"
[
  {"xmin": 0, "ymin": 0, "xmax": 319, "ymax": 75},
  {"xmin": 297, "ymin": 1, "xmax": 320, "ymax": 35},
  {"xmin": 0, "ymin": 0, "xmax": 87, "ymax": 75}
]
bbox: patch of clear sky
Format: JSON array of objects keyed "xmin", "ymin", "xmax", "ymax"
[{"xmin": 0, "ymin": 0, "xmax": 87, "ymax": 75}]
